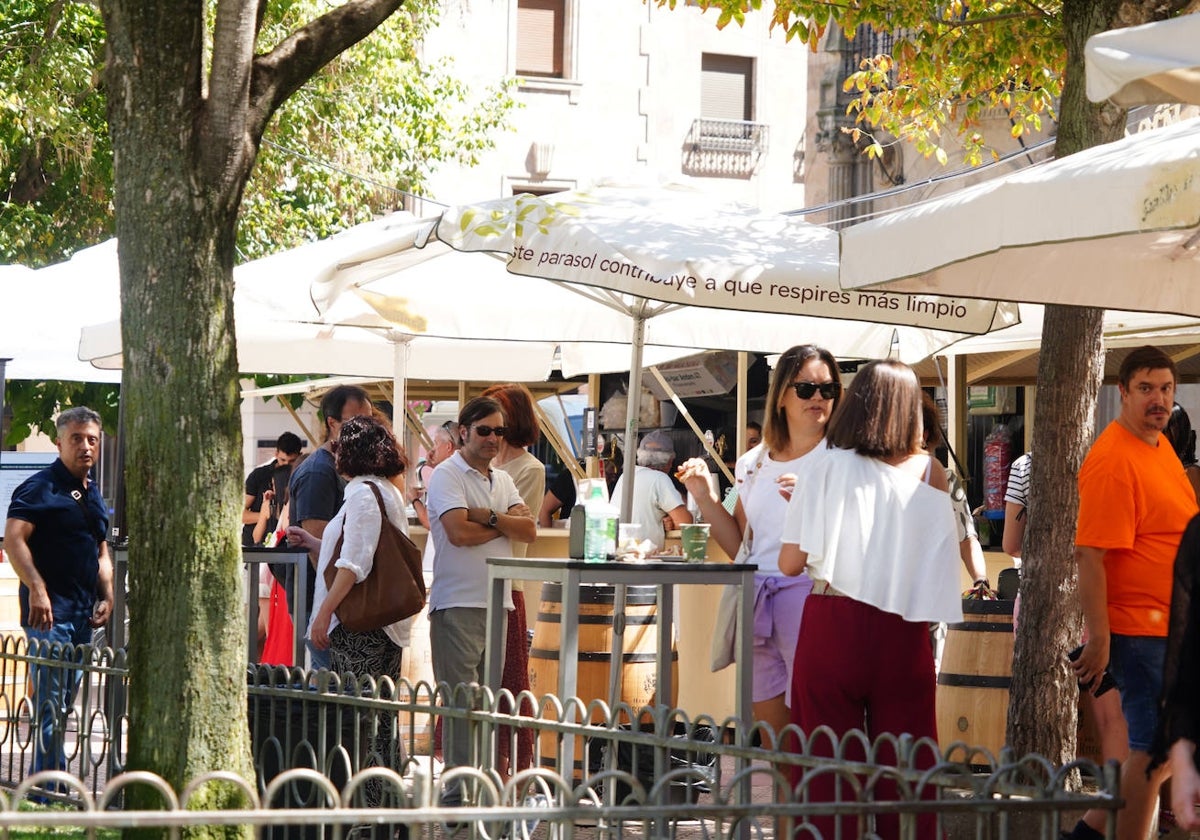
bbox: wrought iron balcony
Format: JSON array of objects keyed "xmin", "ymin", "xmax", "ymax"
[{"xmin": 684, "ymin": 119, "xmax": 769, "ymax": 178}]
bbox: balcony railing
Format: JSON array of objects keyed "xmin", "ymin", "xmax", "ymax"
[{"xmin": 684, "ymin": 119, "xmax": 769, "ymax": 178}]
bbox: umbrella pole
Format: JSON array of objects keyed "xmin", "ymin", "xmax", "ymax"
[
  {"xmin": 607, "ymin": 310, "xmax": 647, "ymax": 713},
  {"xmin": 620, "ymin": 314, "xmax": 645, "ymax": 524},
  {"xmin": 392, "ymin": 337, "xmax": 408, "ymax": 427}
]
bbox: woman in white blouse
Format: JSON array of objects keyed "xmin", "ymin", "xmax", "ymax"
[
  {"xmin": 289, "ymin": 414, "xmax": 413, "ymax": 814},
  {"xmin": 779, "ymin": 359, "xmax": 961, "ymax": 840},
  {"xmin": 678, "ymin": 344, "xmax": 841, "ymax": 737}
]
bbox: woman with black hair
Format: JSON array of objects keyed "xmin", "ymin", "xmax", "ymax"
[{"xmin": 1166, "ymin": 403, "xmax": 1200, "ymax": 503}]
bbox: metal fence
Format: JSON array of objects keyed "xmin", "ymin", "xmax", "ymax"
[{"xmin": 0, "ymin": 638, "xmax": 1122, "ymax": 839}]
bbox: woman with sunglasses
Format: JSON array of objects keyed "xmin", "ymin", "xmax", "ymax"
[
  {"xmin": 677, "ymin": 344, "xmax": 841, "ymax": 737},
  {"xmin": 778, "ymin": 360, "xmax": 961, "ymax": 840}
]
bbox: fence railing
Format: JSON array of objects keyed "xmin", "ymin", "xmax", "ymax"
[{"xmin": 0, "ymin": 638, "xmax": 1122, "ymax": 839}]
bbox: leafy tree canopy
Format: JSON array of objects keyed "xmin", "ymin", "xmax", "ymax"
[
  {"xmin": 4, "ymin": 379, "xmax": 119, "ymax": 444},
  {"xmin": 3, "ymin": 0, "xmax": 515, "ymax": 267},
  {"xmin": 2, "ymin": 0, "xmax": 515, "ymax": 444}
]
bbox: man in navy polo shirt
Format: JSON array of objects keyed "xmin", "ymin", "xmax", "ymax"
[{"xmin": 4, "ymin": 406, "xmax": 114, "ymax": 776}]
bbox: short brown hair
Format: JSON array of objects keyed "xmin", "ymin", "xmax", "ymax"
[
  {"xmin": 319, "ymin": 384, "xmax": 371, "ymax": 442},
  {"xmin": 1119, "ymin": 345, "xmax": 1177, "ymax": 390},
  {"xmin": 763, "ymin": 345, "xmax": 840, "ymax": 453},
  {"xmin": 826, "ymin": 360, "xmax": 924, "ymax": 458},
  {"xmin": 481, "ymin": 383, "xmax": 540, "ymax": 448}
]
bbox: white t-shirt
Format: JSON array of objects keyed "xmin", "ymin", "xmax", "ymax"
[
  {"xmin": 735, "ymin": 443, "xmax": 829, "ymax": 575},
  {"xmin": 308, "ymin": 476, "xmax": 415, "ymax": 648},
  {"xmin": 426, "ymin": 451, "xmax": 523, "ymax": 612},
  {"xmin": 781, "ymin": 447, "xmax": 962, "ymax": 624},
  {"xmin": 610, "ymin": 466, "xmax": 687, "ymax": 550}
]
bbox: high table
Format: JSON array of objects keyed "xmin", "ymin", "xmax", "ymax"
[{"xmin": 483, "ymin": 557, "xmax": 757, "ymax": 795}]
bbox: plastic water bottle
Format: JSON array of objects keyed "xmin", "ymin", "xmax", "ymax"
[{"xmin": 583, "ymin": 485, "xmax": 617, "ymax": 563}]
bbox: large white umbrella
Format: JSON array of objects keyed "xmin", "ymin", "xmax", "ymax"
[
  {"xmin": 3, "ymin": 245, "xmax": 121, "ymax": 383},
  {"xmin": 310, "ymin": 183, "xmax": 1018, "ymax": 520},
  {"xmin": 840, "ymin": 117, "xmax": 1200, "ymax": 314},
  {"xmin": 1086, "ymin": 14, "xmax": 1200, "ymax": 106},
  {"xmin": 75, "ymin": 224, "xmax": 662, "ymax": 390},
  {"xmin": 942, "ymin": 305, "xmax": 1200, "ymax": 355}
]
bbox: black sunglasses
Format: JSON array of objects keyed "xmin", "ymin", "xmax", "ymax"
[
  {"xmin": 791, "ymin": 381, "xmax": 841, "ymax": 401},
  {"xmin": 473, "ymin": 424, "xmax": 507, "ymax": 438}
]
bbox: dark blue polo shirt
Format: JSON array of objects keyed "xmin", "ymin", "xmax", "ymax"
[
  {"xmin": 7, "ymin": 459, "xmax": 108, "ymax": 625},
  {"xmin": 287, "ymin": 446, "xmax": 345, "ymax": 616}
]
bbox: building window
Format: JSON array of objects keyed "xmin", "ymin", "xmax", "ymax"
[
  {"xmin": 700, "ymin": 53, "xmax": 754, "ymax": 121},
  {"xmin": 516, "ymin": 0, "xmax": 565, "ymax": 78}
]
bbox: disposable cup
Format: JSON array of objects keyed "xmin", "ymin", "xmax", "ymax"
[{"xmin": 680, "ymin": 523, "xmax": 711, "ymax": 562}]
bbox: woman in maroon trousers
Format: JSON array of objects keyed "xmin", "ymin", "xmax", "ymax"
[{"xmin": 779, "ymin": 360, "xmax": 962, "ymax": 840}]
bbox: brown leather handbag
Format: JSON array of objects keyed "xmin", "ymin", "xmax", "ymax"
[{"xmin": 324, "ymin": 481, "xmax": 426, "ymax": 632}]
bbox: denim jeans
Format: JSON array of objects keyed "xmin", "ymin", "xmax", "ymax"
[
  {"xmin": 24, "ymin": 609, "xmax": 94, "ymax": 776},
  {"xmin": 305, "ymin": 639, "xmax": 331, "ymax": 672}
]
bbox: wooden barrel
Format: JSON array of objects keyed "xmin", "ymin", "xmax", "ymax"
[
  {"xmin": 937, "ymin": 599, "xmax": 1014, "ymax": 763},
  {"xmin": 528, "ymin": 583, "xmax": 678, "ymax": 776}
]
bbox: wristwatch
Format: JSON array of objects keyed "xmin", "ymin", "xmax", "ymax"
[{"xmin": 487, "ymin": 509, "xmax": 498, "ymax": 528}]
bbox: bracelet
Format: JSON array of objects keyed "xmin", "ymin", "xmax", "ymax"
[{"xmin": 974, "ymin": 578, "xmax": 990, "ymax": 587}]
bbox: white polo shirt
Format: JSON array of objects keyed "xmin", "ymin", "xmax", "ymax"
[{"xmin": 426, "ymin": 451, "xmax": 523, "ymax": 612}]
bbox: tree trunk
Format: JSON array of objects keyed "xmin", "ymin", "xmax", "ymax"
[
  {"xmin": 1007, "ymin": 305, "xmax": 1104, "ymax": 765},
  {"xmin": 1006, "ymin": 0, "xmax": 1153, "ymax": 766},
  {"xmin": 98, "ymin": 3, "xmax": 405, "ymax": 832},
  {"xmin": 101, "ymin": 1, "xmax": 253, "ymax": 830}
]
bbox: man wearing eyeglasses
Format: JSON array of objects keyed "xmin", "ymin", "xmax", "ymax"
[{"xmin": 425, "ymin": 396, "xmax": 535, "ymax": 808}]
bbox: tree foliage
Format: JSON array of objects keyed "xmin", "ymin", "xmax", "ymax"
[
  {"xmin": 235, "ymin": 0, "xmax": 516, "ymax": 259},
  {"xmin": 2, "ymin": 0, "xmax": 515, "ymax": 268},
  {"xmin": 0, "ymin": 0, "xmax": 112, "ymax": 265},
  {"xmin": 4, "ymin": 380, "xmax": 119, "ymax": 445}
]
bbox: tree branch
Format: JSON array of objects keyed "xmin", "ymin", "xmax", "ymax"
[
  {"xmin": 247, "ymin": 0, "xmax": 405, "ymax": 143},
  {"xmin": 206, "ymin": 0, "xmax": 260, "ymax": 182},
  {"xmin": 932, "ymin": 10, "xmax": 1044, "ymax": 29},
  {"xmin": 1015, "ymin": 0, "xmax": 1057, "ymax": 20}
]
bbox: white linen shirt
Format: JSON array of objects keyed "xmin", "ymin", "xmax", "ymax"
[
  {"xmin": 609, "ymin": 466, "xmax": 686, "ymax": 550},
  {"xmin": 307, "ymin": 475, "xmax": 415, "ymax": 648},
  {"xmin": 426, "ymin": 451, "xmax": 523, "ymax": 612},
  {"xmin": 781, "ymin": 447, "xmax": 962, "ymax": 625}
]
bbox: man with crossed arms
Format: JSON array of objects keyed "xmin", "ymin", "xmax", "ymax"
[{"xmin": 426, "ymin": 396, "xmax": 535, "ymax": 808}]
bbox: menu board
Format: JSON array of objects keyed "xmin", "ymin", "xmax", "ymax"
[{"xmin": 0, "ymin": 453, "xmax": 57, "ymax": 524}]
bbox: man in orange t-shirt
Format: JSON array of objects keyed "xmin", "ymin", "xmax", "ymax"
[{"xmin": 1066, "ymin": 345, "xmax": 1199, "ymax": 840}]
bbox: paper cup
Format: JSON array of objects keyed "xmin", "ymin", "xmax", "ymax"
[{"xmin": 680, "ymin": 523, "xmax": 711, "ymax": 562}]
